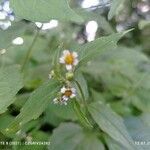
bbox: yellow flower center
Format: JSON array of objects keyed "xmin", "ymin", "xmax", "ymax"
[
  {"xmin": 65, "ymin": 53, "xmax": 74, "ymax": 65},
  {"xmin": 64, "ymin": 90, "xmax": 72, "ymax": 97}
]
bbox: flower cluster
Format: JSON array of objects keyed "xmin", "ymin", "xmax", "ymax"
[
  {"xmin": 53, "ymin": 86, "xmax": 76, "ymax": 105},
  {"xmin": 50, "ymin": 50, "xmax": 79, "ymax": 105}
]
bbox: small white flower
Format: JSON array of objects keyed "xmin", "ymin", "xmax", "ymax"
[
  {"xmin": 59, "ymin": 50, "xmax": 79, "ymax": 70},
  {"xmin": 60, "ymin": 86, "xmax": 76, "ymax": 99},
  {"xmin": 53, "ymin": 86, "xmax": 76, "ymax": 105}
]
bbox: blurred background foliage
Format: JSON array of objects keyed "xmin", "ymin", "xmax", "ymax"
[{"xmin": 0, "ymin": 0, "xmax": 150, "ymax": 149}]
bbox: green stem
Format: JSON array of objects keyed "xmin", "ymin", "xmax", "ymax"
[
  {"xmin": 75, "ymin": 80, "xmax": 89, "ymax": 113},
  {"xmin": 74, "ymin": 80, "xmax": 95, "ymax": 128},
  {"xmin": 72, "ymin": 100, "xmax": 93, "ymax": 129},
  {"xmin": 21, "ymin": 25, "xmax": 43, "ymax": 71}
]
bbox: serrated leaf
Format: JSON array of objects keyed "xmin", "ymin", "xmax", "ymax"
[
  {"xmin": 88, "ymin": 102, "xmax": 139, "ymax": 150},
  {"xmin": 49, "ymin": 123, "xmax": 104, "ymax": 150},
  {"xmin": 10, "ymin": 0, "xmax": 83, "ymax": 23},
  {"xmin": 0, "ymin": 66, "xmax": 23, "ymax": 114},
  {"xmin": 108, "ymin": 0, "xmax": 124, "ymax": 20},
  {"xmin": 3, "ymin": 80, "xmax": 61, "ymax": 134},
  {"xmin": 77, "ymin": 30, "xmax": 132, "ymax": 67}
]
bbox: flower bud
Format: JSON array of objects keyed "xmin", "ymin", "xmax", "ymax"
[{"xmin": 66, "ymin": 72, "xmax": 74, "ymax": 80}]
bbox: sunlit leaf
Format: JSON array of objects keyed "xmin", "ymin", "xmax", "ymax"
[
  {"xmin": 0, "ymin": 66, "xmax": 23, "ymax": 114},
  {"xmin": 88, "ymin": 102, "xmax": 139, "ymax": 150},
  {"xmin": 3, "ymin": 80, "xmax": 61, "ymax": 134},
  {"xmin": 49, "ymin": 123, "xmax": 105, "ymax": 150},
  {"xmin": 77, "ymin": 30, "xmax": 132, "ymax": 67},
  {"xmin": 0, "ymin": 22, "xmax": 27, "ymax": 49},
  {"xmin": 10, "ymin": 0, "xmax": 83, "ymax": 23}
]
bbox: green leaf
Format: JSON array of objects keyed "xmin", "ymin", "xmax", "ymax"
[
  {"xmin": 45, "ymin": 102, "xmax": 77, "ymax": 121},
  {"xmin": 5, "ymin": 35, "xmax": 50, "ymax": 65},
  {"xmin": 76, "ymin": 133, "xmax": 105, "ymax": 150},
  {"xmin": 3, "ymin": 80, "xmax": 61, "ymax": 134},
  {"xmin": 10, "ymin": 0, "xmax": 83, "ymax": 23},
  {"xmin": 0, "ymin": 114, "xmax": 14, "ymax": 130},
  {"xmin": 77, "ymin": 30, "xmax": 132, "ymax": 67},
  {"xmin": 104, "ymin": 135, "xmax": 126, "ymax": 150},
  {"xmin": 44, "ymin": 106, "xmax": 65, "ymax": 127},
  {"xmin": 49, "ymin": 123, "xmax": 105, "ymax": 150},
  {"xmin": 0, "ymin": 22, "xmax": 27, "ymax": 49},
  {"xmin": 72, "ymin": 100, "xmax": 93, "ymax": 129},
  {"xmin": 108, "ymin": 0, "xmax": 124, "ymax": 20},
  {"xmin": 88, "ymin": 102, "xmax": 138, "ymax": 150},
  {"xmin": 75, "ymin": 73, "xmax": 89, "ymax": 101},
  {"xmin": 0, "ymin": 66, "xmax": 23, "ymax": 114},
  {"xmin": 83, "ymin": 46, "xmax": 148, "ymax": 97},
  {"xmin": 131, "ymin": 91, "xmax": 150, "ymax": 113}
]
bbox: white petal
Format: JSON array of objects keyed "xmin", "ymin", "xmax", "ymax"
[
  {"xmin": 61, "ymin": 87, "xmax": 66, "ymax": 93},
  {"xmin": 66, "ymin": 65, "xmax": 72, "ymax": 70},
  {"xmin": 71, "ymin": 88, "xmax": 76, "ymax": 93},
  {"xmin": 73, "ymin": 59, "xmax": 79, "ymax": 66},
  {"xmin": 63, "ymin": 50, "xmax": 70, "ymax": 55},
  {"xmin": 70, "ymin": 94, "xmax": 76, "ymax": 98},
  {"xmin": 59, "ymin": 57, "xmax": 65, "ymax": 64},
  {"xmin": 72, "ymin": 52, "xmax": 78, "ymax": 58},
  {"xmin": 62, "ymin": 96, "xmax": 69, "ymax": 101}
]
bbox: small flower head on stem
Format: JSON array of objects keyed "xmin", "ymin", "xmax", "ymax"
[
  {"xmin": 59, "ymin": 50, "xmax": 78, "ymax": 71},
  {"xmin": 53, "ymin": 86, "xmax": 76, "ymax": 105}
]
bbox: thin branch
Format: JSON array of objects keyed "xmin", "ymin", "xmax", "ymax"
[
  {"xmin": 75, "ymin": 80, "xmax": 89, "ymax": 112},
  {"xmin": 21, "ymin": 25, "xmax": 43, "ymax": 71}
]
